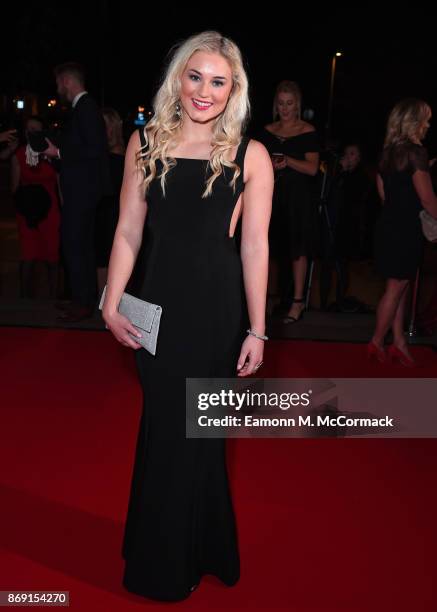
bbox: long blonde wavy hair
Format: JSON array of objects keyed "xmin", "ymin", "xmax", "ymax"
[
  {"xmin": 137, "ymin": 30, "xmax": 250, "ymax": 198},
  {"xmin": 384, "ymin": 98, "xmax": 431, "ymax": 147}
]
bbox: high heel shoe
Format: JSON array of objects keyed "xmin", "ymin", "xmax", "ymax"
[
  {"xmin": 366, "ymin": 341, "xmax": 387, "ymax": 363},
  {"xmin": 387, "ymin": 344, "xmax": 417, "ymax": 367},
  {"xmin": 283, "ymin": 297, "xmax": 305, "ymax": 324}
]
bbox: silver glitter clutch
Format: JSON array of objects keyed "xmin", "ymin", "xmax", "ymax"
[{"xmin": 99, "ymin": 285, "xmax": 162, "ymax": 355}]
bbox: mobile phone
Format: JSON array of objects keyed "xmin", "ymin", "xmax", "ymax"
[
  {"xmin": 27, "ymin": 131, "xmax": 48, "ymax": 152},
  {"xmin": 27, "ymin": 130, "xmax": 59, "ymax": 152}
]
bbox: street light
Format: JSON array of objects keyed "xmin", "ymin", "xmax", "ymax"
[{"xmin": 326, "ymin": 51, "xmax": 342, "ymax": 145}]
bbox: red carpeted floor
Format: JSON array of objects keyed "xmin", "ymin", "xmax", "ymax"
[{"xmin": 1, "ymin": 326, "xmax": 437, "ymax": 611}]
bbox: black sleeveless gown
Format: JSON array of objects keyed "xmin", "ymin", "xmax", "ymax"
[{"xmin": 121, "ymin": 135, "xmax": 251, "ymax": 601}]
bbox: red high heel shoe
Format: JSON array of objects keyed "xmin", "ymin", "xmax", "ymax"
[
  {"xmin": 366, "ymin": 341, "xmax": 387, "ymax": 363},
  {"xmin": 387, "ymin": 344, "xmax": 417, "ymax": 367}
]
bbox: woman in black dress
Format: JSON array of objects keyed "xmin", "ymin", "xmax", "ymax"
[
  {"xmin": 95, "ymin": 107, "xmax": 125, "ymax": 294},
  {"xmin": 370, "ymin": 98, "xmax": 437, "ymax": 365},
  {"xmin": 101, "ymin": 31, "xmax": 273, "ymax": 601},
  {"xmin": 260, "ymin": 80, "xmax": 319, "ymax": 322}
]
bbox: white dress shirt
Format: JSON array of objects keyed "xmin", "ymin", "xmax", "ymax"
[{"xmin": 72, "ymin": 91, "xmax": 88, "ymax": 108}]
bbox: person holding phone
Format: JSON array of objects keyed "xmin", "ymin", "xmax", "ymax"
[
  {"xmin": 260, "ymin": 80, "xmax": 320, "ymax": 321},
  {"xmin": 10, "ymin": 116, "xmax": 60, "ymax": 297}
]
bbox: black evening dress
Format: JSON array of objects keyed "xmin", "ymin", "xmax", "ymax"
[
  {"xmin": 374, "ymin": 142, "xmax": 428, "ymax": 280},
  {"xmin": 121, "ymin": 133, "xmax": 251, "ymax": 601},
  {"xmin": 259, "ymin": 127, "xmax": 320, "ymax": 259}
]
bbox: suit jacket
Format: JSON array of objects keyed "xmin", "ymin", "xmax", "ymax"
[{"xmin": 59, "ymin": 93, "xmax": 112, "ymax": 204}]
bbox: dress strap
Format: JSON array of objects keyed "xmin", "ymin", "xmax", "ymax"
[
  {"xmin": 138, "ymin": 126, "xmax": 148, "ymax": 150},
  {"xmin": 231, "ymin": 136, "xmax": 250, "ymax": 196},
  {"xmin": 234, "ymin": 135, "xmax": 250, "ymax": 169}
]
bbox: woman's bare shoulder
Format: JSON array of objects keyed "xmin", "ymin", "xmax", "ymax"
[
  {"xmin": 299, "ymin": 121, "xmax": 316, "ymax": 134},
  {"xmin": 126, "ymin": 128, "xmax": 142, "ymax": 151},
  {"xmin": 247, "ymin": 138, "xmax": 271, "ymax": 158},
  {"xmin": 124, "ymin": 129, "xmax": 145, "ymax": 168},
  {"xmin": 244, "ymin": 138, "xmax": 273, "ymax": 179},
  {"xmin": 264, "ymin": 121, "xmax": 279, "ymax": 134}
]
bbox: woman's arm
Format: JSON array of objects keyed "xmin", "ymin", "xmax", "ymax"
[
  {"xmin": 102, "ymin": 130, "xmax": 148, "ymax": 348},
  {"xmin": 376, "ymin": 173, "xmax": 385, "ymax": 202},
  {"xmin": 413, "ymin": 170, "xmax": 437, "ymax": 218},
  {"xmin": 284, "ymin": 151, "xmax": 319, "ymax": 176},
  {"xmin": 237, "ymin": 140, "xmax": 274, "ymax": 376}
]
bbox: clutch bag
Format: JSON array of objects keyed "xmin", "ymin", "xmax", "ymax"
[
  {"xmin": 419, "ymin": 210, "xmax": 437, "ymax": 242},
  {"xmin": 99, "ymin": 285, "xmax": 162, "ymax": 355}
]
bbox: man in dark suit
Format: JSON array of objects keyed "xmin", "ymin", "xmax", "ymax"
[{"xmin": 45, "ymin": 62, "xmax": 111, "ymax": 322}]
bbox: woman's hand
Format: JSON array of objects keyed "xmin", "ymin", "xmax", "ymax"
[
  {"xmin": 0, "ymin": 129, "xmax": 17, "ymax": 144},
  {"xmin": 43, "ymin": 138, "xmax": 60, "ymax": 159},
  {"xmin": 103, "ymin": 309, "xmax": 143, "ymax": 349},
  {"xmin": 236, "ymin": 335, "xmax": 264, "ymax": 377},
  {"xmin": 272, "ymin": 156, "xmax": 287, "ymax": 171}
]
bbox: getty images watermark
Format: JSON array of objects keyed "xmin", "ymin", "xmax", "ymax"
[{"xmin": 185, "ymin": 378, "xmax": 437, "ymax": 438}]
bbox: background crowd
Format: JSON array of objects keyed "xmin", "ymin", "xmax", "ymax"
[{"xmin": 1, "ymin": 64, "xmax": 437, "ymax": 347}]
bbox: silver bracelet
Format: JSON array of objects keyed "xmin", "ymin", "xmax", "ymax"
[{"xmin": 247, "ymin": 328, "xmax": 268, "ymax": 341}]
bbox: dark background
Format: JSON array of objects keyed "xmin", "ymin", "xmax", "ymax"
[{"xmin": 1, "ymin": 3, "xmax": 435, "ymax": 161}]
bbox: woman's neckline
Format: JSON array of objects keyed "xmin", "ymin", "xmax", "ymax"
[
  {"xmin": 168, "ymin": 151, "xmax": 242, "ymax": 162},
  {"xmin": 264, "ymin": 127, "xmax": 313, "ymax": 140},
  {"xmin": 166, "ymin": 137, "xmax": 245, "ymax": 162},
  {"xmin": 171, "ymin": 157, "xmax": 209, "ymax": 161}
]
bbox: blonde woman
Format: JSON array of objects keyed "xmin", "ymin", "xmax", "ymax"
[
  {"xmin": 370, "ymin": 98, "xmax": 437, "ymax": 365},
  {"xmin": 260, "ymin": 81, "xmax": 320, "ymax": 323},
  {"xmin": 102, "ymin": 31, "xmax": 273, "ymax": 600}
]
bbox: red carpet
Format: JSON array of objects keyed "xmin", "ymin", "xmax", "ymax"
[{"xmin": 1, "ymin": 326, "xmax": 437, "ymax": 611}]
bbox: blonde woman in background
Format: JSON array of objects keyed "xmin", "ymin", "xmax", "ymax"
[
  {"xmin": 260, "ymin": 81, "xmax": 320, "ymax": 323},
  {"xmin": 101, "ymin": 31, "xmax": 273, "ymax": 601},
  {"xmin": 370, "ymin": 98, "xmax": 437, "ymax": 366}
]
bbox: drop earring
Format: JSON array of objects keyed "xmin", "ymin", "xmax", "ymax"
[{"xmin": 175, "ymin": 102, "xmax": 182, "ymax": 119}]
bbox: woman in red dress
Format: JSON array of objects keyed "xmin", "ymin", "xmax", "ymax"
[{"xmin": 11, "ymin": 117, "xmax": 61, "ymax": 297}]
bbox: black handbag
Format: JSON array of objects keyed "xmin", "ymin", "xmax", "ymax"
[{"xmin": 14, "ymin": 184, "xmax": 51, "ymax": 228}]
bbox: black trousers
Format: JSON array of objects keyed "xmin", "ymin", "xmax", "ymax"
[{"xmin": 60, "ymin": 197, "xmax": 98, "ymax": 308}]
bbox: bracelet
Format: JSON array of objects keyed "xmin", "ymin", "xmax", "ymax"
[{"xmin": 247, "ymin": 329, "xmax": 268, "ymax": 341}]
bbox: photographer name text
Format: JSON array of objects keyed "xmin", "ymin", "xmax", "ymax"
[{"xmin": 197, "ymin": 415, "xmax": 394, "ymax": 428}]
